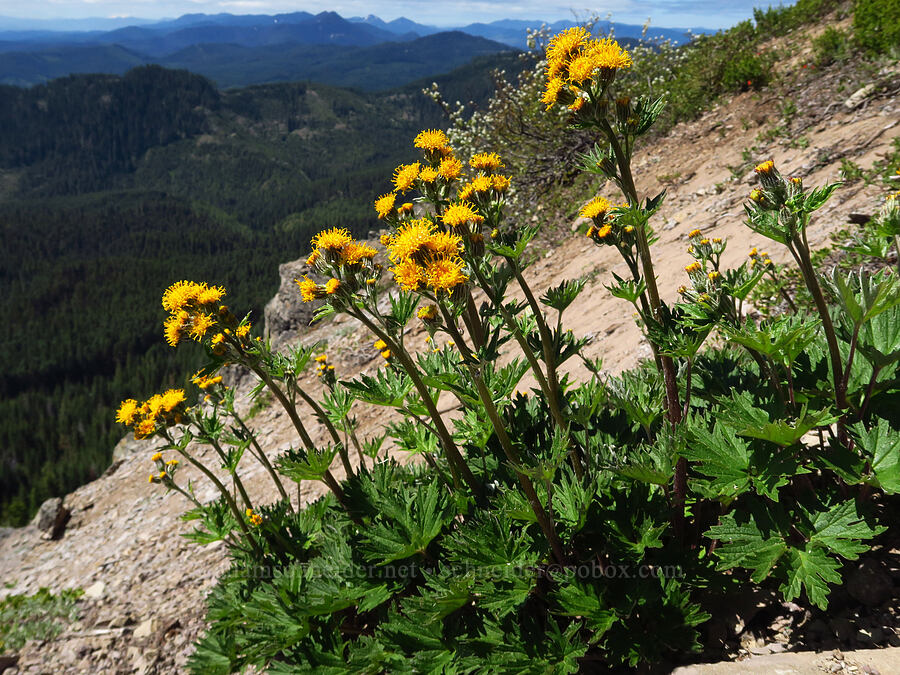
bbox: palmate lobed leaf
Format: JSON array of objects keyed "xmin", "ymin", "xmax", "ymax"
[
  {"xmin": 359, "ymin": 480, "xmax": 455, "ymax": 565},
  {"xmin": 707, "ymin": 499, "xmax": 885, "ymax": 609},
  {"xmin": 851, "ymin": 419, "xmax": 900, "ymax": 494},
  {"xmin": 719, "ymin": 391, "xmax": 837, "ymax": 446}
]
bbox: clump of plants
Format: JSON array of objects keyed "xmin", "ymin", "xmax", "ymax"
[
  {"xmin": 118, "ymin": 26, "xmax": 899, "ymax": 673},
  {"xmin": 0, "ymin": 587, "xmax": 83, "ymax": 654}
]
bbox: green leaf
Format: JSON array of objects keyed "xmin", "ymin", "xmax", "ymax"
[
  {"xmin": 850, "ymin": 420, "xmax": 900, "ymax": 494},
  {"xmin": 779, "ymin": 546, "xmax": 841, "ymax": 610},
  {"xmin": 540, "ymin": 278, "xmax": 585, "ymax": 312},
  {"xmin": 719, "ymin": 392, "xmax": 837, "ymax": 447},
  {"xmin": 682, "ymin": 422, "xmax": 751, "ymax": 498},
  {"xmin": 551, "ymin": 569, "xmax": 618, "ymax": 640},
  {"xmin": 342, "ymin": 367, "xmax": 414, "ymax": 408},
  {"xmin": 276, "ymin": 444, "xmax": 340, "ymax": 482},
  {"xmin": 359, "ymin": 480, "xmax": 454, "ymax": 564},
  {"xmin": 706, "ymin": 507, "xmax": 788, "ymax": 583}
]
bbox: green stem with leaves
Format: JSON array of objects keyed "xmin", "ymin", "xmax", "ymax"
[{"xmin": 438, "ymin": 303, "xmax": 566, "ymax": 565}]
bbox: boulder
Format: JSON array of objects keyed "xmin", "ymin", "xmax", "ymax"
[
  {"xmin": 31, "ymin": 496, "xmax": 70, "ymax": 539},
  {"xmin": 263, "ymin": 258, "xmax": 321, "ymax": 349}
]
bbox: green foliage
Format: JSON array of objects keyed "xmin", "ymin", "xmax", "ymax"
[
  {"xmin": 854, "ymin": 0, "xmax": 900, "ymax": 55},
  {"xmin": 813, "ymin": 27, "xmax": 851, "ymax": 66},
  {"xmin": 0, "ymin": 587, "xmax": 83, "ymax": 654}
]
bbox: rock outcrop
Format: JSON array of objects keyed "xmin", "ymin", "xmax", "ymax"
[{"xmin": 263, "ymin": 258, "xmax": 319, "ymax": 349}]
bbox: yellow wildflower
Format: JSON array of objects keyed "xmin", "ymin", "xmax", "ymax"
[
  {"xmin": 438, "ymin": 157, "xmax": 464, "ymax": 180},
  {"xmin": 235, "ymin": 323, "xmax": 251, "ymax": 339},
  {"xmin": 116, "ymin": 399, "xmax": 140, "ymax": 426},
  {"xmin": 306, "ymin": 248, "xmax": 321, "ymax": 266},
  {"xmin": 413, "ymin": 129, "xmax": 450, "ymax": 152},
  {"xmin": 393, "ymin": 162, "xmax": 421, "ymax": 193},
  {"xmin": 469, "ymin": 153, "xmax": 504, "ymax": 172},
  {"xmin": 325, "ymin": 278, "xmax": 341, "ymax": 295},
  {"xmin": 166, "ymin": 459, "xmax": 179, "ymax": 467},
  {"xmin": 542, "ymin": 77, "xmax": 566, "ymax": 109},
  {"xmin": 707, "ymin": 271, "xmax": 721, "ymax": 282},
  {"xmin": 160, "ymin": 389, "xmax": 186, "ymax": 413},
  {"xmin": 375, "ymin": 192, "xmax": 397, "ymax": 219},
  {"xmin": 312, "ymin": 227, "xmax": 352, "ymax": 253},
  {"xmin": 196, "ymin": 285, "xmax": 226, "ymax": 307},
  {"xmin": 546, "ymin": 26, "xmax": 590, "ymax": 67},
  {"xmin": 594, "ymin": 224, "xmax": 612, "ymax": 239},
  {"xmin": 162, "ymin": 280, "xmax": 201, "ymax": 313},
  {"xmin": 425, "ymin": 231, "xmax": 462, "ymax": 258},
  {"xmin": 189, "ymin": 313, "xmax": 216, "ymax": 341},
  {"xmin": 491, "ymin": 175, "xmax": 511, "ymax": 192},
  {"xmin": 688, "ymin": 229, "xmax": 702, "ymax": 238},
  {"xmin": 315, "ymin": 354, "xmax": 328, "ymax": 363},
  {"xmin": 442, "ymin": 202, "xmax": 484, "ymax": 230},
  {"xmin": 419, "ymin": 167, "xmax": 439, "ymax": 183},
  {"xmin": 391, "ymin": 259, "xmax": 425, "ymax": 291},
  {"xmin": 580, "ymin": 196, "xmax": 613, "ymax": 220},
  {"xmin": 425, "ymin": 257, "xmax": 468, "ymax": 294},
  {"xmin": 387, "ymin": 219, "xmax": 436, "ymax": 262},
  {"xmin": 151, "ymin": 452, "xmax": 163, "ymax": 462},
  {"xmin": 754, "ymin": 160, "xmax": 775, "ymax": 175},
  {"xmin": 457, "ymin": 182, "xmax": 476, "ymax": 201},
  {"xmin": 164, "ymin": 310, "xmax": 189, "ymax": 347},
  {"xmin": 374, "ymin": 339, "xmax": 387, "ymax": 351},
  {"xmin": 685, "ymin": 262, "xmax": 702, "ymax": 274},
  {"xmin": 583, "ymin": 37, "xmax": 633, "ymax": 73},
  {"xmin": 398, "ymin": 202, "xmax": 415, "ymax": 216},
  {"xmin": 135, "ymin": 417, "xmax": 157, "ymax": 440},
  {"xmin": 296, "ymin": 276, "xmax": 321, "ymax": 303}
]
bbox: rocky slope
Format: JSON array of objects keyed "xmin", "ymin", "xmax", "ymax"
[{"xmin": 1, "ymin": 17, "xmax": 899, "ymax": 674}]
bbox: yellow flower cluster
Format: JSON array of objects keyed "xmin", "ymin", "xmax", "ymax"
[
  {"xmin": 298, "ymin": 229, "xmax": 379, "ymax": 302},
  {"xmin": 543, "ymin": 27, "xmax": 632, "ymax": 110},
  {"xmin": 117, "ymin": 389, "xmax": 186, "ymax": 439},
  {"xmin": 315, "ymin": 353, "xmax": 335, "ymax": 378},
  {"xmin": 382, "ymin": 219, "xmax": 468, "ymax": 295},
  {"xmin": 374, "ymin": 339, "xmax": 391, "ymax": 360},
  {"xmin": 161, "ymin": 281, "xmax": 227, "ymax": 347},
  {"xmin": 192, "ymin": 371, "xmax": 223, "ymax": 390},
  {"xmin": 245, "ymin": 508, "xmax": 263, "ymax": 527}
]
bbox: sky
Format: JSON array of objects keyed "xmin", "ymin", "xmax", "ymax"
[{"xmin": 0, "ymin": 1, "xmax": 794, "ymax": 30}]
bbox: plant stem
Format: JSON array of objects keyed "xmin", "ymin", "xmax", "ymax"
[
  {"xmin": 510, "ymin": 265, "xmax": 585, "ymax": 478},
  {"xmin": 209, "ymin": 437, "xmax": 254, "ymax": 510},
  {"xmin": 350, "ymin": 309, "xmax": 483, "ymax": 499},
  {"xmin": 439, "ymin": 304, "xmax": 566, "ymax": 564},
  {"xmin": 788, "ymin": 237, "xmax": 846, "ymax": 411},
  {"xmin": 231, "ymin": 412, "xmax": 292, "ymax": 508},
  {"xmin": 249, "ymin": 364, "xmax": 346, "ymax": 507},
  {"xmin": 292, "ymin": 383, "xmax": 354, "ymax": 477},
  {"xmin": 174, "ymin": 444, "xmax": 264, "ymax": 558}
]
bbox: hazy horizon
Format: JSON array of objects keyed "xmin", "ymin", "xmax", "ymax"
[{"xmin": 0, "ymin": 1, "xmax": 796, "ymax": 32}]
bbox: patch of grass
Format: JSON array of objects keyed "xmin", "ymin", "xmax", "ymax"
[{"xmin": 0, "ymin": 588, "xmax": 82, "ymax": 654}]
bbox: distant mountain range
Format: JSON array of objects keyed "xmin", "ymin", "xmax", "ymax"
[{"xmin": 0, "ymin": 10, "xmax": 712, "ymax": 89}]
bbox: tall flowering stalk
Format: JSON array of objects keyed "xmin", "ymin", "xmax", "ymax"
[{"xmin": 542, "ymin": 28, "xmax": 688, "ymax": 530}]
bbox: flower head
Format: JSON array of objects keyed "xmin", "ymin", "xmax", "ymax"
[
  {"xmin": 391, "ymin": 259, "xmax": 425, "ymax": 291},
  {"xmin": 413, "ymin": 129, "xmax": 450, "ymax": 153},
  {"xmin": 312, "ymin": 228, "xmax": 353, "ymax": 253},
  {"xmin": 469, "ymin": 152, "xmax": 504, "ymax": 172},
  {"xmin": 393, "ymin": 162, "xmax": 421, "ymax": 193},
  {"xmin": 375, "ymin": 192, "xmax": 397, "ymax": 219},
  {"xmin": 580, "ymin": 196, "xmax": 613, "ymax": 220},
  {"xmin": 387, "ymin": 219, "xmax": 436, "ymax": 263},
  {"xmin": 438, "ymin": 157, "xmax": 464, "ymax": 181},
  {"xmin": 325, "ymin": 278, "xmax": 341, "ymax": 295},
  {"xmin": 116, "ymin": 399, "xmax": 140, "ymax": 426},
  {"xmin": 425, "ymin": 257, "xmax": 468, "ymax": 294},
  {"xmin": 341, "ymin": 242, "xmax": 377, "ymax": 266},
  {"xmin": 442, "ymin": 202, "xmax": 484, "ymax": 230},
  {"xmin": 296, "ymin": 276, "xmax": 321, "ymax": 303},
  {"xmin": 754, "ymin": 160, "xmax": 775, "ymax": 175}
]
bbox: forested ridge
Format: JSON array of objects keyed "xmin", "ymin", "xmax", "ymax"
[{"xmin": 0, "ymin": 57, "xmax": 527, "ymax": 524}]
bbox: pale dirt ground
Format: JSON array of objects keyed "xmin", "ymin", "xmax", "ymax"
[{"xmin": 1, "ymin": 18, "xmax": 899, "ymax": 674}]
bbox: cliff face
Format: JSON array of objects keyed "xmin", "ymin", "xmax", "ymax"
[{"xmin": 1, "ymin": 33, "xmax": 899, "ymax": 674}]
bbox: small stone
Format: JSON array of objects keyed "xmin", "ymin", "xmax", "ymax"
[
  {"xmin": 83, "ymin": 581, "xmax": 106, "ymax": 599},
  {"xmin": 133, "ymin": 619, "xmax": 156, "ymax": 639}
]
